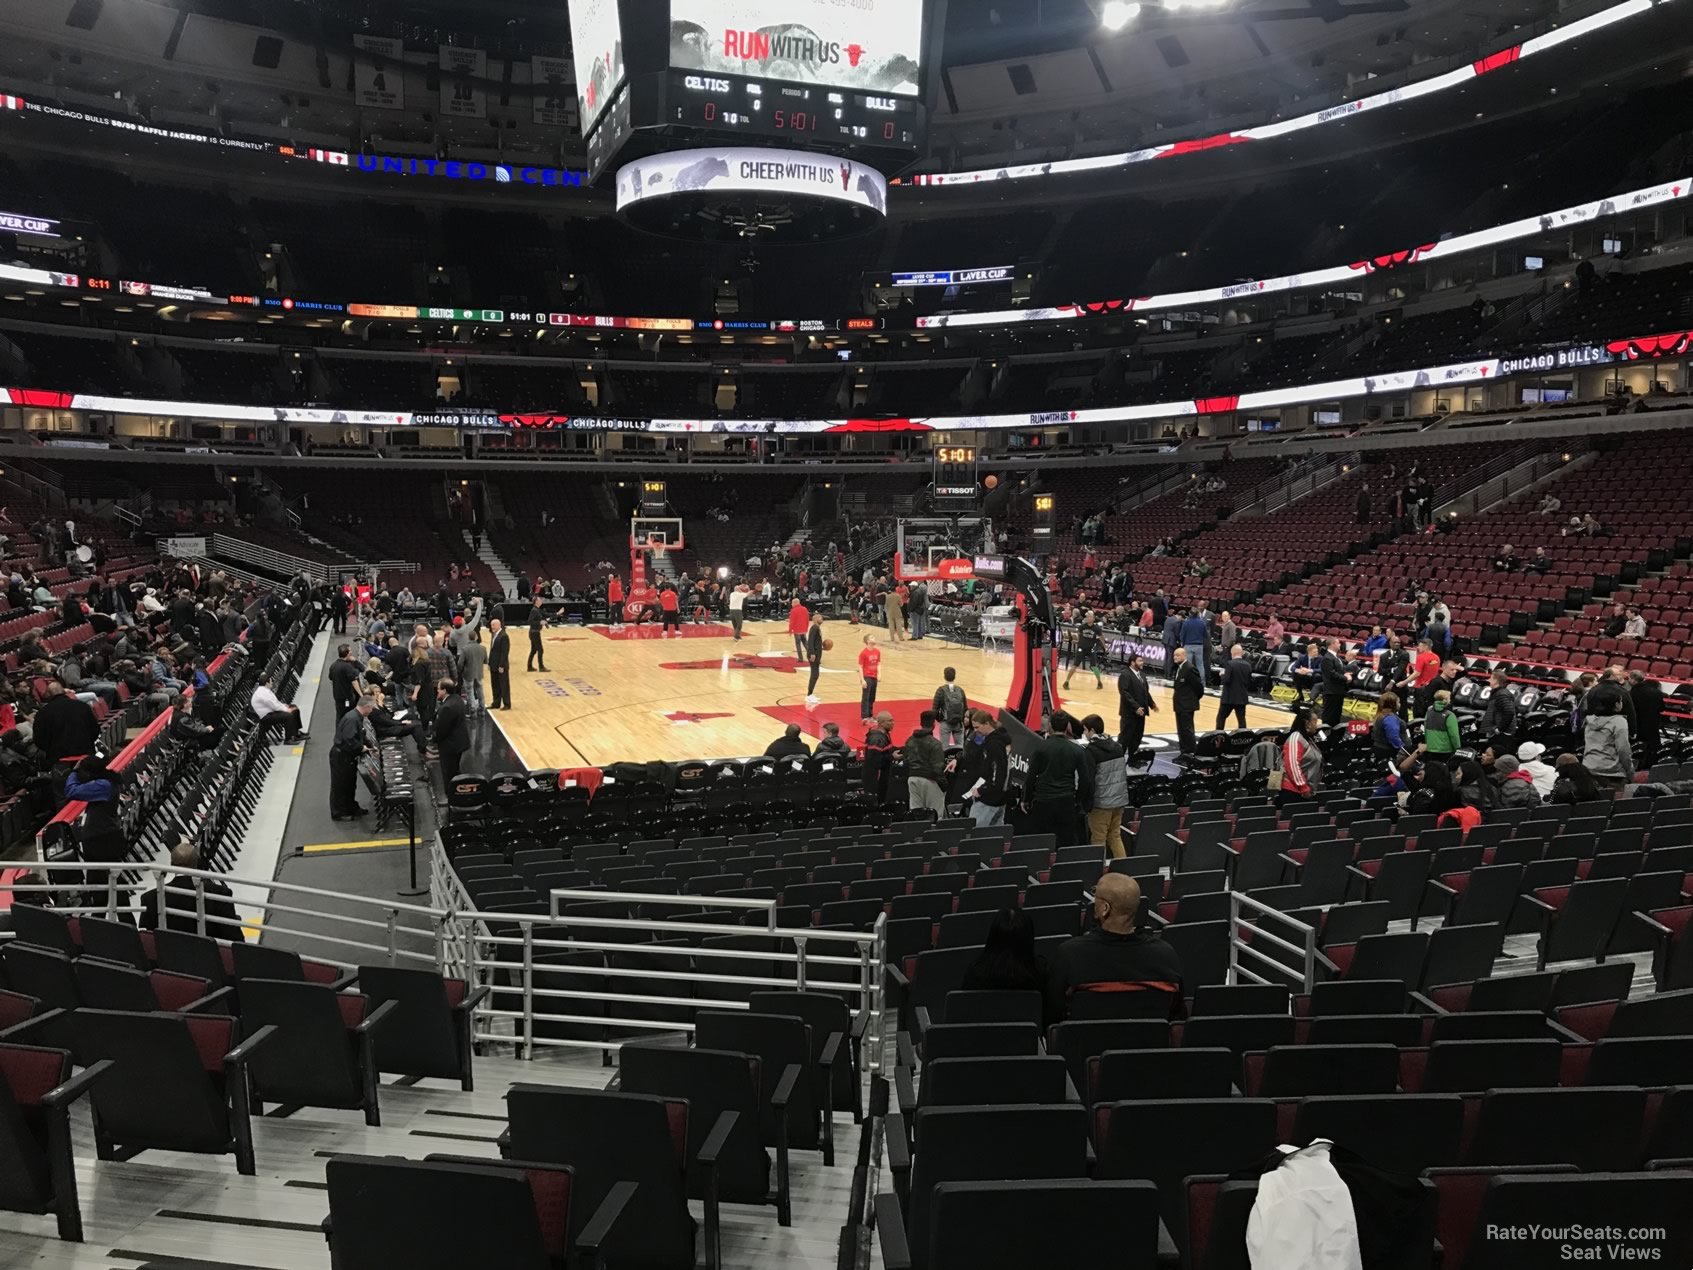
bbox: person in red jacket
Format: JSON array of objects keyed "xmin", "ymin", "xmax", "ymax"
[
  {"xmin": 658, "ymin": 584, "xmax": 681, "ymax": 637},
  {"xmin": 788, "ymin": 598, "xmax": 810, "ymax": 659},
  {"xmin": 606, "ymin": 574, "xmax": 624, "ymax": 628}
]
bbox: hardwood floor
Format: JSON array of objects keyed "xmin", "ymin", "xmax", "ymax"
[{"xmin": 490, "ymin": 621, "xmax": 1290, "ymax": 768}]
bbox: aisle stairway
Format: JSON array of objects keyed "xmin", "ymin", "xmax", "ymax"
[{"xmin": 461, "ymin": 528, "xmax": 519, "ymax": 599}]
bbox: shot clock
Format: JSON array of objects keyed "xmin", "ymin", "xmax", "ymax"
[{"xmin": 933, "ymin": 444, "xmax": 980, "ymax": 511}]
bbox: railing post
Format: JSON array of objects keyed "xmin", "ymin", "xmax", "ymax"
[
  {"xmin": 193, "ymin": 878, "xmax": 207, "ymax": 936},
  {"xmin": 154, "ymin": 872, "xmax": 169, "ymax": 928},
  {"xmin": 1303, "ymin": 926, "xmax": 1317, "ymax": 994},
  {"xmin": 793, "ymin": 936, "xmax": 808, "ymax": 991},
  {"xmin": 522, "ymin": 924, "xmax": 536, "ymax": 1061},
  {"xmin": 104, "ymin": 871, "xmax": 119, "ymax": 920},
  {"xmin": 1227, "ymin": 892, "xmax": 1240, "ymax": 986},
  {"xmin": 386, "ymin": 909, "xmax": 400, "ymax": 965}
]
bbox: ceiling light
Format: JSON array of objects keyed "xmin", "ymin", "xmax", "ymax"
[{"xmin": 1100, "ymin": 1, "xmax": 1140, "ymax": 29}]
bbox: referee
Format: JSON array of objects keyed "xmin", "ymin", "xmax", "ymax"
[{"xmin": 805, "ymin": 615, "xmax": 824, "ymax": 703}]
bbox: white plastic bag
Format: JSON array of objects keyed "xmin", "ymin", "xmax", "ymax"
[{"xmin": 1246, "ymin": 1141, "xmax": 1362, "ymax": 1270}]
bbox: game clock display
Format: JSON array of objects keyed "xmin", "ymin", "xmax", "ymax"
[
  {"xmin": 932, "ymin": 444, "xmax": 979, "ymax": 506},
  {"xmin": 672, "ymin": 71, "xmax": 919, "ymax": 149}
]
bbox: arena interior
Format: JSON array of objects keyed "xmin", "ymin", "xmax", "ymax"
[{"xmin": 3, "ymin": 0, "xmax": 1693, "ymax": 1265}]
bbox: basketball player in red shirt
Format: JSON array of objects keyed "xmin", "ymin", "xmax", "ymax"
[
  {"xmin": 606, "ymin": 573, "xmax": 624, "ymax": 628},
  {"xmin": 658, "ymin": 583, "xmax": 681, "ymax": 636},
  {"xmin": 858, "ymin": 634, "xmax": 881, "ymax": 718}
]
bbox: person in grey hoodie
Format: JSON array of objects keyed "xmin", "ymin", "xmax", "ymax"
[
  {"xmin": 1081, "ymin": 714, "xmax": 1129, "ymax": 857},
  {"xmin": 457, "ymin": 627, "xmax": 488, "ymax": 714},
  {"xmin": 1582, "ymin": 690, "xmax": 1634, "ymax": 791}
]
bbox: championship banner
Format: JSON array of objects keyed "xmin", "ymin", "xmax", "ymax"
[
  {"xmin": 438, "ymin": 46, "xmax": 487, "ymax": 119},
  {"xmin": 351, "ymin": 35, "xmax": 405, "ymax": 110},
  {"xmin": 531, "ymin": 55, "xmax": 576, "ymax": 128}
]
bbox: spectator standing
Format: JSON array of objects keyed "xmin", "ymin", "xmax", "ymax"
[
  {"xmin": 884, "ymin": 585, "xmax": 906, "ymax": 642},
  {"xmin": 1370, "ymin": 693, "xmax": 1406, "ymax": 760},
  {"xmin": 1215, "ymin": 643, "xmax": 1252, "ymax": 731},
  {"xmin": 1161, "ymin": 609, "xmax": 1183, "ymax": 679},
  {"xmin": 904, "ymin": 711, "xmax": 948, "ymax": 815},
  {"xmin": 459, "ymin": 629, "xmax": 488, "ymax": 714},
  {"xmin": 1582, "ymin": 690, "xmax": 1634, "ymax": 792},
  {"xmin": 34, "ymin": 681, "xmax": 99, "ymax": 766},
  {"xmin": 1081, "ymin": 714, "xmax": 1129, "ymax": 857},
  {"xmin": 1423, "ymin": 690, "xmax": 1462, "ymax": 756},
  {"xmin": 1179, "ymin": 605, "xmax": 1211, "ymax": 684},
  {"xmin": 787, "ymin": 598, "xmax": 810, "ymax": 660},
  {"xmin": 862, "ymin": 711, "xmax": 895, "ymax": 800},
  {"xmin": 932, "ymin": 667, "xmax": 969, "ymax": 746},
  {"xmin": 1630, "ymin": 670, "xmax": 1664, "ymax": 770},
  {"xmin": 433, "ymin": 679, "xmax": 470, "ymax": 783},
  {"xmin": 486, "ymin": 619, "xmax": 512, "ymax": 710},
  {"xmin": 1318, "ymin": 639, "xmax": 1353, "ymax": 728},
  {"xmin": 1216, "ymin": 609, "xmax": 1239, "ymax": 655},
  {"xmin": 907, "ymin": 580, "xmax": 929, "ymax": 640},
  {"xmin": 1170, "ymin": 648, "xmax": 1204, "ymax": 755},
  {"xmin": 1024, "ymin": 711, "xmax": 1087, "ymax": 848},
  {"xmin": 857, "ymin": 635, "xmax": 881, "ymax": 718},
  {"xmin": 960, "ymin": 709, "xmax": 1010, "ymax": 829},
  {"xmin": 1277, "ymin": 710, "xmax": 1324, "ymax": 808},
  {"xmin": 1478, "ymin": 669, "xmax": 1519, "ymax": 752},
  {"xmin": 328, "ymin": 643, "xmax": 361, "ymax": 719},
  {"xmin": 1409, "ymin": 639, "xmax": 1442, "ymax": 717},
  {"xmin": 1116, "ymin": 653, "xmax": 1155, "ymax": 757}
]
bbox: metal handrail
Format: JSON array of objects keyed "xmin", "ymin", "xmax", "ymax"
[{"xmin": 1226, "ymin": 890, "xmax": 1319, "ymax": 991}]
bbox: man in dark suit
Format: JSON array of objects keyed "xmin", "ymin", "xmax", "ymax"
[
  {"xmin": 486, "ymin": 618, "xmax": 512, "ymax": 710},
  {"xmin": 330, "ymin": 586, "xmax": 351, "ymax": 635},
  {"xmin": 329, "ymin": 698, "xmax": 374, "ymax": 820},
  {"xmin": 1170, "ymin": 647, "xmax": 1204, "ymax": 755},
  {"xmin": 1630, "ymin": 669, "xmax": 1665, "ymax": 770},
  {"xmin": 1215, "ymin": 643, "xmax": 1252, "ymax": 731},
  {"xmin": 1117, "ymin": 653, "xmax": 1156, "ymax": 757},
  {"xmin": 33, "ymin": 682, "xmax": 99, "ymax": 766},
  {"xmin": 327, "ymin": 643, "xmax": 361, "ymax": 719},
  {"xmin": 1319, "ymin": 638, "xmax": 1353, "ymax": 728},
  {"xmin": 141, "ymin": 841, "xmax": 246, "ymax": 941},
  {"xmin": 432, "ymin": 679, "xmax": 471, "ymax": 783}
]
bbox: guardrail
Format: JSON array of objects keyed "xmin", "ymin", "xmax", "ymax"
[
  {"xmin": 210, "ymin": 533, "xmax": 333, "ymax": 585},
  {"xmin": 1227, "ymin": 890, "xmax": 1319, "ymax": 991}
]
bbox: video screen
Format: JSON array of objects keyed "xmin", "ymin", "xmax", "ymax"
[
  {"xmin": 569, "ymin": 0, "xmax": 626, "ymax": 137},
  {"xmin": 669, "ymin": 0, "xmax": 925, "ymax": 97}
]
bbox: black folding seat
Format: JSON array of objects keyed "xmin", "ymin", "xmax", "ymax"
[
  {"xmin": 239, "ymin": 978, "xmax": 395, "ymax": 1126},
  {"xmin": 354, "ymin": 965, "xmax": 487, "ymax": 1091},
  {"xmin": 0, "ymin": 1036, "xmax": 105, "ymax": 1240},
  {"xmin": 1304, "ymin": 1014, "xmax": 1422, "ymax": 1046},
  {"xmin": 876, "ymin": 1179, "xmax": 1162, "ymax": 1270},
  {"xmin": 1022, "ymin": 880, "xmax": 1082, "ymax": 908},
  {"xmin": 819, "ymin": 897, "xmax": 886, "ymax": 931},
  {"xmin": 748, "ymin": 990, "xmax": 862, "ymax": 1123},
  {"xmin": 1190, "ymin": 984, "xmax": 1291, "ymax": 1017},
  {"xmin": 1611, "ymin": 871, "xmax": 1689, "ymax": 955},
  {"xmin": 618, "ymin": 1042, "xmax": 786, "ymax": 1223},
  {"xmin": 1319, "ymin": 900, "xmax": 1390, "ymax": 948},
  {"xmin": 1463, "ymin": 1172, "xmax": 1693, "ymax": 1270},
  {"xmin": 1045, "ymin": 1019, "xmax": 1168, "ymax": 1095},
  {"xmin": 908, "ymin": 1056, "xmax": 1071, "ymax": 1109},
  {"xmin": 1585, "ymin": 1036, "xmax": 1693, "ymax": 1087},
  {"xmin": 919, "ymin": 1022, "xmax": 1040, "ymax": 1061},
  {"xmin": 1427, "ymin": 1010, "xmax": 1556, "ymax": 1042},
  {"xmin": 1248, "ymin": 1043, "xmax": 1400, "ymax": 1098},
  {"xmin": 1180, "ymin": 1014, "xmax": 1297, "ymax": 1071},
  {"xmin": 1444, "ymin": 970, "xmax": 1557, "ymax": 1013},
  {"xmin": 935, "ymin": 911, "xmax": 995, "ymax": 950},
  {"xmin": 1303, "ymin": 978, "xmax": 1406, "ymax": 1016},
  {"xmin": 7, "ymin": 905, "xmax": 78, "ymax": 955},
  {"xmin": 72, "ymin": 1009, "xmax": 271, "ymax": 1174},
  {"xmin": 695, "ymin": 1011, "xmax": 832, "ymax": 1162},
  {"xmin": 1425, "ymin": 862, "xmax": 1523, "ymax": 930},
  {"xmin": 1418, "ymin": 1037, "xmax": 1562, "ymax": 1092},
  {"xmin": 76, "ymin": 916, "xmax": 151, "ymax": 969},
  {"xmin": 1292, "ymin": 1094, "xmax": 1464, "ymax": 1175},
  {"xmin": 939, "ymin": 990, "xmax": 1042, "ymax": 1028},
  {"xmin": 2, "ymin": 944, "xmax": 84, "ymax": 1015},
  {"xmin": 886, "ymin": 1105, "xmax": 1088, "ymax": 1270},
  {"xmin": 1418, "ymin": 922, "xmax": 1503, "ymax": 992},
  {"xmin": 1550, "ymin": 960, "xmax": 1634, "ymax": 1005},
  {"xmin": 1093, "ymin": 1098, "xmax": 1278, "ymax": 1251},
  {"xmin": 894, "ymin": 947, "xmax": 978, "ymax": 1027},
  {"xmin": 1350, "ymin": 849, "xmax": 1431, "ymax": 920},
  {"xmin": 231, "ymin": 943, "xmax": 353, "ymax": 987},
  {"xmin": 955, "ymin": 884, "xmax": 1021, "ymax": 915},
  {"xmin": 1159, "ymin": 920, "xmax": 1231, "ymax": 991},
  {"xmin": 1090, "ymin": 1047, "xmax": 1235, "ymax": 1103},
  {"xmin": 1519, "ymin": 877, "xmax": 1628, "ymax": 969},
  {"xmin": 1225, "ymin": 831, "xmax": 1290, "ymax": 891},
  {"xmin": 1319, "ymin": 931, "xmax": 1428, "ymax": 987},
  {"xmin": 325, "ymin": 1154, "xmax": 633, "ymax": 1270},
  {"xmin": 1591, "ymin": 988, "xmax": 1693, "ymax": 1039},
  {"xmin": 72, "ymin": 958, "xmax": 225, "ymax": 1015},
  {"xmin": 1293, "ymin": 839, "xmax": 1356, "ymax": 906},
  {"xmin": 503, "ymin": 1087, "xmax": 706, "ymax": 1269}
]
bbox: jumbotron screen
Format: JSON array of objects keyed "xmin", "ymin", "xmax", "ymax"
[
  {"xmin": 569, "ymin": 0, "xmax": 626, "ymax": 138},
  {"xmin": 668, "ymin": 0, "xmax": 925, "ymax": 98}
]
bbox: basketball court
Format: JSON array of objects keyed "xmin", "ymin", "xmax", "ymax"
[{"xmin": 489, "ymin": 620, "xmax": 1293, "ymax": 769}]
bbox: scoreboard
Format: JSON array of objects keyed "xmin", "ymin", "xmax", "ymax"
[
  {"xmin": 574, "ymin": 0, "xmax": 938, "ymax": 183},
  {"xmin": 932, "ymin": 444, "xmax": 979, "ymax": 511},
  {"xmin": 640, "ymin": 480, "xmax": 669, "ymax": 515}
]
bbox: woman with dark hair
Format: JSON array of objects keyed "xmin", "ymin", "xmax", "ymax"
[
  {"xmin": 962, "ymin": 907, "xmax": 1052, "ymax": 1024},
  {"xmin": 1277, "ymin": 709, "xmax": 1324, "ymax": 807},
  {"xmin": 1407, "ymin": 759, "xmax": 1463, "ymax": 817}
]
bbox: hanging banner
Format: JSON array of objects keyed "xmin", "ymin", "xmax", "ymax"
[
  {"xmin": 438, "ymin": 46, "xmax": 488, "ymax": 119},
  {"xmin": 531, "ymin": 55, "xmax": 577, "ymax": 128},
  {"xmin": 352, "ymin": 35, "xmax": 405, "ymax": 110}
]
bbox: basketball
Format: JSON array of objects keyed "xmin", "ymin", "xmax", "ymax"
[
  {"xmin": 984, "ymin": 474, "xmax": 998, "ymax": 490},
  {"xmin": 823, "ymin": 638, "xmax": 835, "ymax": 651}
]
